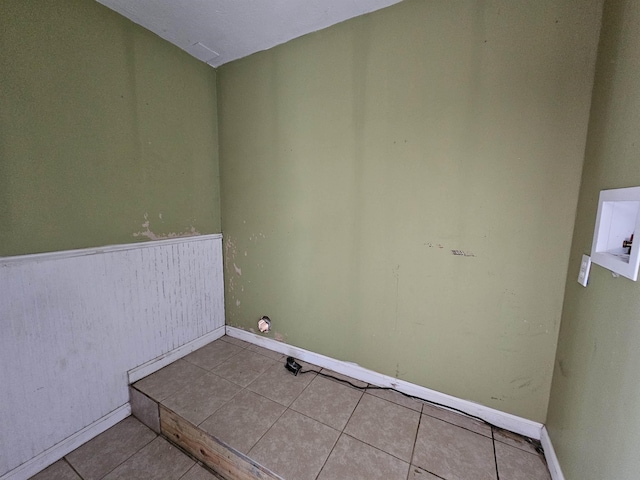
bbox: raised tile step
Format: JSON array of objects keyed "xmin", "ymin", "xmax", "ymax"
[
  {"xmin": 128, "ymin": 337, "xmax": 550, "ymax": 480},
  {"xmin": 130, "ymin": 386, "xmax": 279, "ymax": 480}
]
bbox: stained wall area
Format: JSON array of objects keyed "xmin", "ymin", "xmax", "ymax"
[
  {"xmin": 218, "ymin": 0, "xmax": 603, "ymax": 423},
  {"xmin": 0, "ymin": 0, "xmax": 220, "ymax": 257},
  {"xmin": 546, "ymin": 1, "xmax": 640, "ymax": 478}
]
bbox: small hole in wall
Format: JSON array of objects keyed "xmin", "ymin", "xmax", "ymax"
[{"xmin": 258, "ymin": 316, "xmax": 271, "ymax": 333}]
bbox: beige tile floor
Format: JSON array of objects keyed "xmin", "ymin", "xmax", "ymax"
[
  {"xmin": 30, "ymin": 416, "xmax": 222, "ymax": 480},
  {"xmin": 32, "ymin": 335, "xmax": 551, "ymax": 480}
]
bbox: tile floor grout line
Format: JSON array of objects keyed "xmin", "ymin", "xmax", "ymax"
[
  {"xmin": 238, "ymin": 363, "xmax": 319, "ymax": 456},
  {"xmin": 193, "ymin": 381, "xmax": 246, "ymax": 429},
  {"xmin": 492, "ymin": 426, "xmax": 501, "ymax": 480},
  {"xmin": 420, "ymin": 411, "xmax": 493, "ymax": 439},
  {"xmin": 62, "ymin": 457, "xmax": 84, "ymax": 480},
  {"xmin": 336, "ymin": 401, "xmax": 417, "ymax": 466},
  {"xmin": 313, "ymin": 432, "xmax": 341, "ymax": 480},
  {"xmin": 311, "ymin": 375, "xmax": 367, "ymax": 479},
  {"xmin": 405, "ymin": 405, "xmax": 424, "ymax": 480},
  {"xmin": 491, "ymin": 427, "xmax": 544, "ymax": 456},
  {"xmin": 493, "ymin": 437, "xmax": 542, "ymax": 455},
  {"xmin": 243, "ymin": 401, "xmax": 290, "ymax": 456},
  {"xmin": 302, "ymin": 374, "xmax": 422, "ymax": 464},
  {"xmin": 93, "ymin": 429, "xmax": 159, "ymax": 480},
  {"xmin": 339, "ymin": 432, "xmax": 414, "ymax": 467}
]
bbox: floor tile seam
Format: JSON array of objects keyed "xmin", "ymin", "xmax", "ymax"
[
  {"xmin": 289, "ymin": 373, "xmax": 366, "ymax": 420},
  {"xmin": 238, "ymin": 393, "xmax": 292, "ymax": 457},
  {"xmin": 368, "ymin": 387, "xmax": 494, "ymax": 435},
  {"xmin": 152, "ymin": 362, "xmax": 212, "ymax": 403},
  {"xmin": 130, "ymin": 384, "xmax": 154, "ymax": 399},
  {"xmin": 219, "ymin": 337, "xmax": 250, "ymax": 348},
  {"xmin": 408, "ymin": 464, "xmax": 448, "ymax": 480},
  {"xmin": 62, "ymin": 457, "xmax": 84, "ymax": 480},
  {"xmin": 86, "ymin": 431, "xmax": 160, "ymax": 480},
  {"xmin": 286, "ymin": 368, "xmax": 319, "ymax": 404},
  {"xmin": 191, "ymin": 382, "xmax": 250, "ymax": 428},
  {"xmin": 241, "ymin": 362, "xmax": 317, "ymax": 408},
  {"xmin": 233, "ymin": 382, "xmax": 291, "ymax": 411},
  {"xmin": 340, "ymin": 432, "xmax": 413, "ymax": 466},
  {"xmin": 159, "ymin": 368, "xmax": 239, "ymax": 410},
  {"xmin": 212, "ymin": 359, "xmax": 280, "ymax": 390},
  {"xmin": 313, "ymin": 431, "xmax": 343, "ymax": 480},
  {"xmin": 285, "ymin": 379, "xmax": 366, "ymax": 432},
  {"xmin": 493, "ymin": 437, "xmax": 543, "ymax": 457},
  {"xmin": 165, "ymin": 442, "xmax": 214, "ymax": 480},
  {"xmin": 281, "ymin": 405, "xmax": 343, "ymax": 437},
  {"xmin": 208, "ymin": 348, "xmax": 256, "ymax": 373},
  {"xmin": 154, "ymin": 437, "xmax": 203, "ymax": 479},
  {"xmin": 406, "ymin": 407, "xmax": 424, "ymax": 480},
  {"xmin": 365, "ymin": 388, "xmax": 423, "ymax": 412},
  {"xmin": 348, "ymin": 393, "xmax": 418, "ymax": 459},
  {"xmin": 492, "ymin": 425, "xmax": 501, "ymax": 480},
  {"xmin": 339, "ymin": 381, "xmax": 368, "ymax": 434},
  {"xmin": 362, "ymin": 390, "xmax": 423, "ymax": 418},
  {"xmin": 420, "ymin": 411, "xmax": 493, "ymax": 440},
  {"xmin": 241, "ymin": 402, "xmax": 342, "ymax": 477}
]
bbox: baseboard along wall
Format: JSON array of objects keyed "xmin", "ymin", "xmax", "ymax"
[{"xmin": 225, "ymin": 326, "xmax": 544, "ymax": 441}]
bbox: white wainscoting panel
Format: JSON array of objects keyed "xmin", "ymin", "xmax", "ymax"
[{"xmin": 0, "ymin": 235, "xmax": 224, "ymax": 477}]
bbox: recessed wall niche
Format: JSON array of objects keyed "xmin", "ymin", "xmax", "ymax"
[{"xmin": 591, "ymin": 186, "xmax": 640, "ymax": 281}]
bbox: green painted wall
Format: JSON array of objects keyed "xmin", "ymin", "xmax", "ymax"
[
  {"xmin": 218, "ymin": 0, "xmax": 602, "ymax": 422},
  {"xmin": 546, "ymin": 0, "xmax": 640, "ymax": 477},
  {"xmin": 0, "ymin": 0, "xmax": 220, "ymax": 256}
]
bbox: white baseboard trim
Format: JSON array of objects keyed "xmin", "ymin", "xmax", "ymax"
[
  {"xmin": 541, "ymin": 426, "xmax": 564, "ymax": 480},
  {"xmin": 128, "ymin": 326, "xmax": 225, "ymax": 383},
  {"xmin": 1, "ymin": 404, "xmax": 130, "ymax": 480},
  {"xmin": 226, "ymin": 327, "xmax": 544, "ymax": 440}
]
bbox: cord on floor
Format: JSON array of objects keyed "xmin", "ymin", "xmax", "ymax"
[{"xmin": 296, "ymin": 364, "xmax": 541, "ymax": 454}]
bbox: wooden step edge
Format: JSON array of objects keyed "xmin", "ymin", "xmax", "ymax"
[{"xmin": 159, "ymin": 404, "xmax": 283, "ymax": 480}]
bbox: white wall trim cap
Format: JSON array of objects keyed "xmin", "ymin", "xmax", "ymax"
[{"xmin": 0, "ymin": 234, "xmax": 223, "ymax": 265}]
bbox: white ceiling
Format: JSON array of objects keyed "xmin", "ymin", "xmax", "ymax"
[{"xmin": 97, "ymin": 0, "xmax": 403, "ymax": 68}]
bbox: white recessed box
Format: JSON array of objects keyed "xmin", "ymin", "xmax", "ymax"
[{"xmin": 590, "ymin": 186, "xmax": 640, "ymax": 281}]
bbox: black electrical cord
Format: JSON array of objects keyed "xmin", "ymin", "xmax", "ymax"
[
  {"xmin": 292, "ymin": 361, "xmax": 542, "ymax": 455},
  {"xmin": 300, "ymin": 367, "xmax": 489, "ymax": 424}
]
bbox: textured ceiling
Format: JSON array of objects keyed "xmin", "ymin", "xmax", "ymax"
[{"xmin": 97, "ymin": 0, "xmax": 403, "ymax": 67}]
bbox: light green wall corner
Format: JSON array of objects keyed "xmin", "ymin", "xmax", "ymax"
[
  {"xmin": 546, "ymin": 0, "xmax": 640, "ymax": 478},
  {"xmin": 218, "ymin": 0, "xmax": 602, "ymax": 422},
  {"xmin": 0, "ymin": 0, "xmax": 220, "ymax": 256}
]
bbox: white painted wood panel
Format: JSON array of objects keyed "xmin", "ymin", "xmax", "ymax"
[{"xmin": 0, "ymin": 235, "xmax": 224, "ymax": 476}]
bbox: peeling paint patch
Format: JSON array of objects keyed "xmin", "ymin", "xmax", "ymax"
[
  {"xmin": 274, "ymin": 332, "xmax": 285, "ymax": 342},
  {"xmin": 133, "ymin": 213, "xmax": 201, "ymax": 240},
  {"xmin": 236, "ymin": 299, "xmax": 241, "ymax": 306},
  {"xmin": 233, "ymin": 263, "xmax": 242, "ymax": 276}
]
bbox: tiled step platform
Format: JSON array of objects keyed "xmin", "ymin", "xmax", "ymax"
[{"xmin": 130, "ymin": 335, "xmax": 551, "ymax": 480}]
